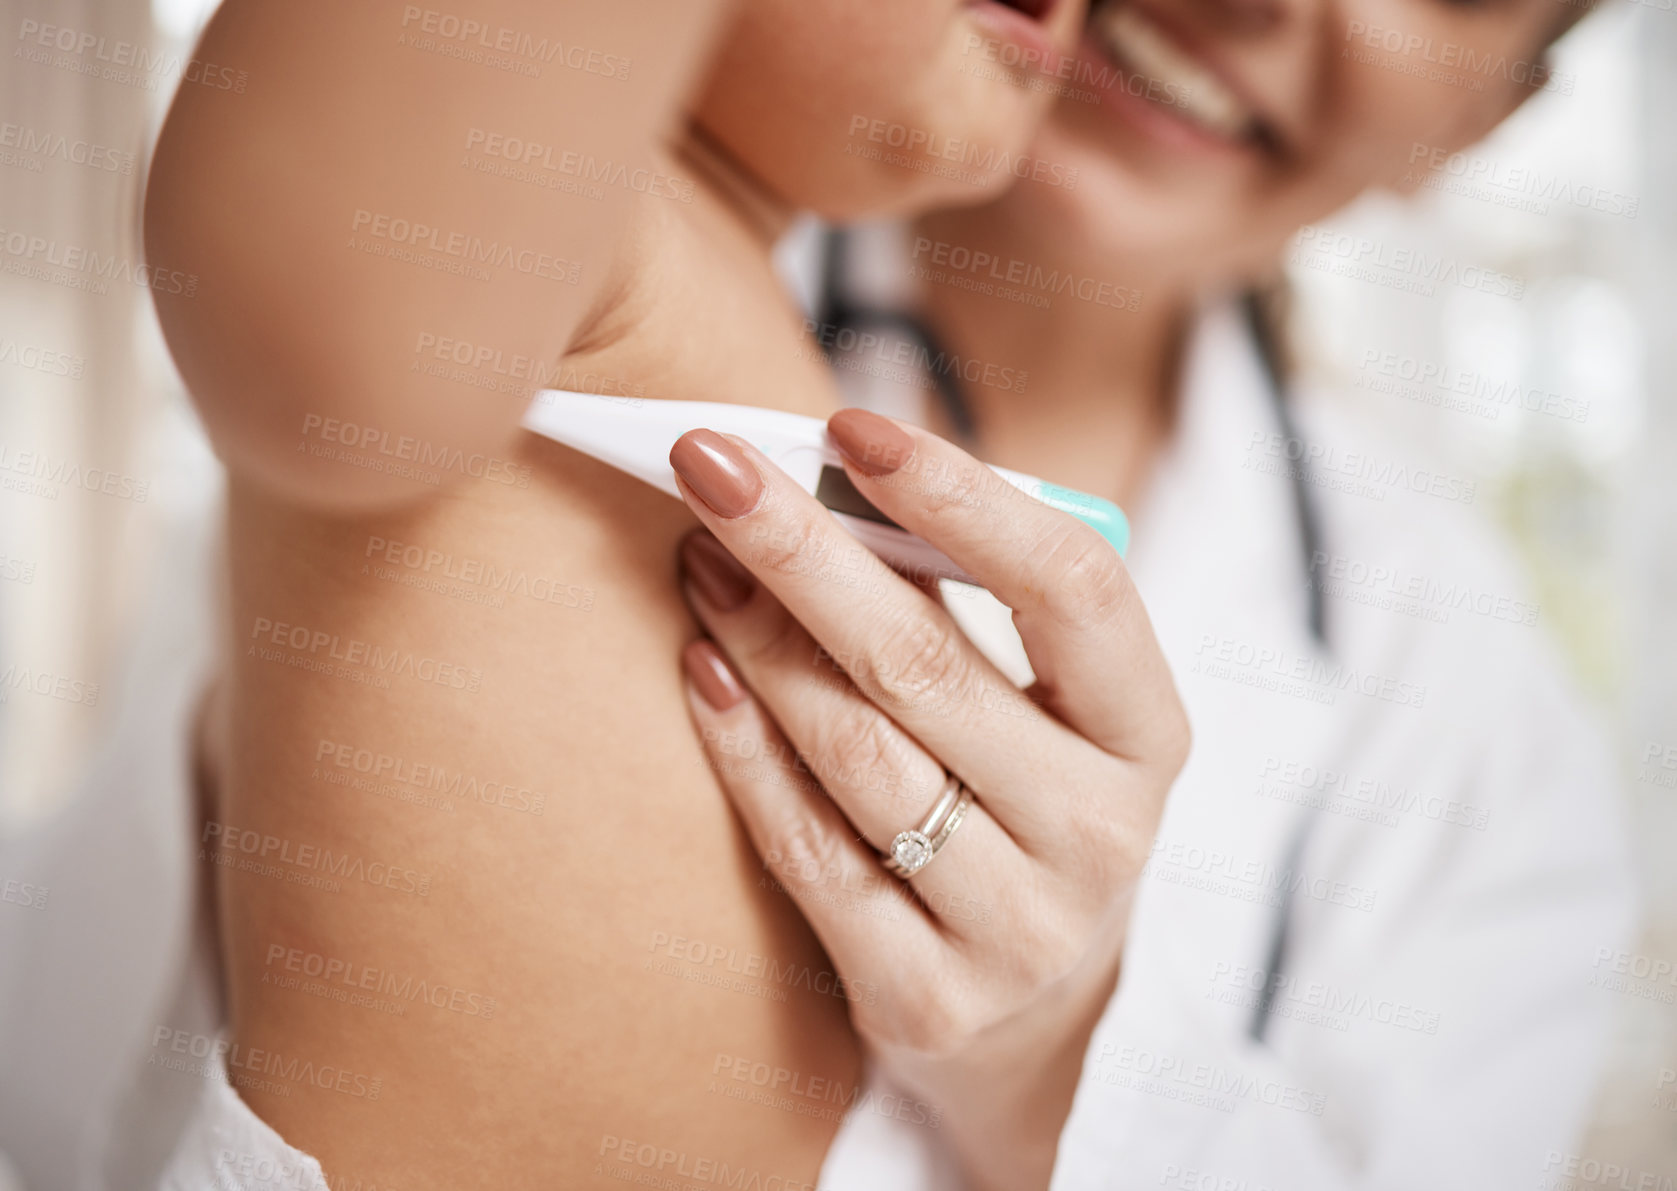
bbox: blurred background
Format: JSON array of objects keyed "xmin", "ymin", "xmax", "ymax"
[{"xmin": 1, "ymin": 0, "xmax": 1672, "ymax": 1179}]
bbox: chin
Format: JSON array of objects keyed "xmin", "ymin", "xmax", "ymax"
[
  {"xmin": 691, "ymin": 0, "xmax": 1073, "ymax": 222},
  {"xmin": 699, "ymin": 97, "xmax": 1049, "ymax": 223}
]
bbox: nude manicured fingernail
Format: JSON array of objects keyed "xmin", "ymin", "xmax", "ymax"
[
  {"xmin": 828, "ymin": 408, "xmax": 916, "ymax": 476},
  {"xmin": 670, "ymin": 429, "xmax": 763, "ymax": 518},
  {"xmin": 683, "ymin": 639, "xmax": 746, "ymax": 711},
  {"xmin": 681, "ymin": 532, "xmax": 753, "ymax": 612}
]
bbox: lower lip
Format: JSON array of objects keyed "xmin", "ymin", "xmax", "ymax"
[
  {"xmin": 1074, "ymin": 28, "xmax": 1252, "ymax": 158},
  {"xmin": 964, "ymin": 0, "xmax": 1066, "ymax": 78}
]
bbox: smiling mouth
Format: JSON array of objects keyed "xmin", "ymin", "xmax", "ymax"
[{"xmin": 1089, "ymin": 0, "xmax": 1281, "ymax": 152}]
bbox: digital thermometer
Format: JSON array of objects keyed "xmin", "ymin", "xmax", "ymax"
[{"xmin": 521, "ymin": 390, "xmax": 1128, "ymax": 588}]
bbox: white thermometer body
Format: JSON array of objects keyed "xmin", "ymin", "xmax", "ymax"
[{"xmin": 521, "ymin": 391, "xmax": 1129, "ymax": 588}]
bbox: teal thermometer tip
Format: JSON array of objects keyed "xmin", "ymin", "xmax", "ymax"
[{"xmin": 1032, "ymin": 482, "xmax": 1131, "ymax": 559}]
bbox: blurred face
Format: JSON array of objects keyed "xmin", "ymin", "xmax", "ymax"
[
  {"xmin": 1008, "ymin": 0, "xmax": 1571, "ymax": 285},
  {"xmin": 692, "ymin": 0, "xmax": 1089, "ymax": 219}
]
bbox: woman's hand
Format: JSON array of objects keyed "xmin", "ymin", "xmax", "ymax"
[{"xmin": 670, "ymin": 410, "xmax": 1190, "ymax": 1191}]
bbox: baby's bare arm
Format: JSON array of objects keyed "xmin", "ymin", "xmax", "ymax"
[{"xmin": 145, "ymin": 0, "xmax": 723, "ymax": 510}]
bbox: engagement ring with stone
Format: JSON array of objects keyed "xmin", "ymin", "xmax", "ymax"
[{"xmin": 883, "ymin": 775, "xmax": 972, "ymax": 879}]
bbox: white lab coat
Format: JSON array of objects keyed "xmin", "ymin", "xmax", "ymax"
[
  {"xmin": 0, "ymin": 303, "xmax": 1635, "ymax": 1190},
  {"xmin": 821, "ymin": 301, "xmax": 1638, "ymax": 1189}
]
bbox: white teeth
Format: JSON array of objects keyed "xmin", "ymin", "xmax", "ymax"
[{"xmin": 1095, "ymin": 5, "xmax": 1255, "ymax": 140}]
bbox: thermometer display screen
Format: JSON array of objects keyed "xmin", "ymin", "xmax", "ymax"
[{"xmin": 816, "ymin": 465, "xmax": 902, "ymax": 530}]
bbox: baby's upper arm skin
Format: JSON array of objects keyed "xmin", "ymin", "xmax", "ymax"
[
  {"xmin": 211, "ymin": 440, "xmax": 862, "ymax": 1187},
  {"xmin": 145, "ymin": 0, "xmax": 723, "ymax": 512}
]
